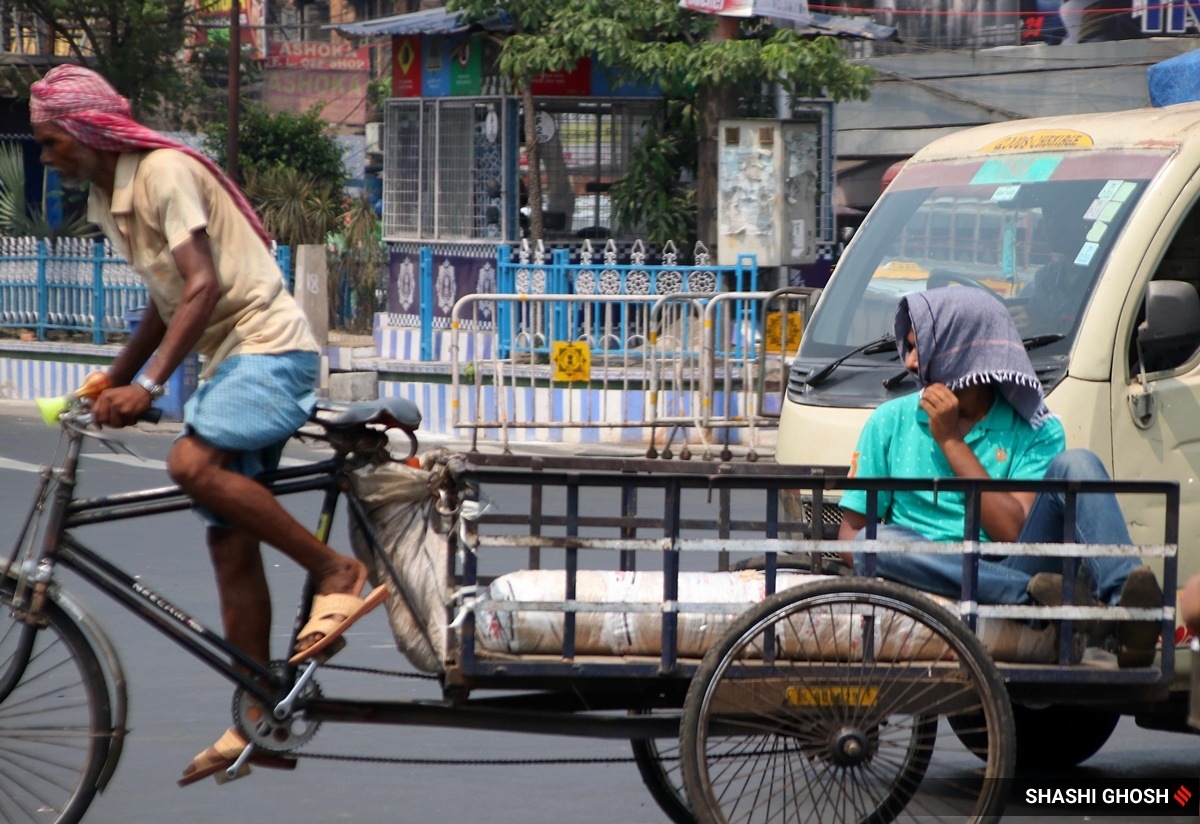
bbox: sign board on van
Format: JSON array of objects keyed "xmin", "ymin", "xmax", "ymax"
[{"xmin": 981, "ymin": 130, "xmax": 1094, "ymax": 152}]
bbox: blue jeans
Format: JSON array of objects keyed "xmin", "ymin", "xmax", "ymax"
[{"xmin": 852, "ymin": 450, "xmax": 1140, "ymax": 605}]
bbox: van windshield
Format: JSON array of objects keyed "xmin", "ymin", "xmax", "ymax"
[{"xmin": 802, "ymin": 151, "xmax": 1168, "ymax": 359}]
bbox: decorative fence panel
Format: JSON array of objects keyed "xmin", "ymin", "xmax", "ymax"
[
  {"xmin": 0, "ymin": 238, "xmax": 292, "ymax": 344},
  {"xmin": 495, "ymin": 239, "xmax": 759, "ymax": 361}
]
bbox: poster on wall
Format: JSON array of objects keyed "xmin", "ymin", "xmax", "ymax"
[
  {"xmin": 422, "ymin": 33, "xmax": 483, "ymax": 97},
  {"xmin": 392, "ymin": 35, "xmax": 422, "ymax": 97},
  {"xmin": 1017, "ymin": 0, "xmax": 1198, "ymax": 45},
  {"xmin": 450, "ymin": 34, "xmax": 482, "ymax": 95}
]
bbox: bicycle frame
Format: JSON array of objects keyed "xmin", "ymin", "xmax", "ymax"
[{"xmin": 7, "ymin": 420, "xmax": 385, "ymax": 707}]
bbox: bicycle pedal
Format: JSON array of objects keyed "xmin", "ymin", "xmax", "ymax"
[{"xmin": 215, "ymin": 762, "xmax": 252, "ymax": 785}]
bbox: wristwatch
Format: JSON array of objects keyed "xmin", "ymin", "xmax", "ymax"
[{"xmin": 134, "ymin": 374, "xmax": 165, "ymax": 400}]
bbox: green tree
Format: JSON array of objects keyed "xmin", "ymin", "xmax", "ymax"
[
  {"xmin": 204, "ymin": 103, "xmax": 345, "ymax": 246},
  {"xmin": 203, "ymin": 102, "xmax": 346, "ymax": 192},
  {"xmin": 448, "ymin": 0, "xmax": 873, "ymax": 247},
  {"xmin": 6, "ymin": 0, "xmax": 208, "ymax": 119}
]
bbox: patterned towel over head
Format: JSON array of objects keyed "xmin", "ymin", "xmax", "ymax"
[{"xmin": 895, "ymin": 286, "xmax": 1052, "ymax": 428}]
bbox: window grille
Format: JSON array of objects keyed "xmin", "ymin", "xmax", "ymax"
[{"xmin": 383, "ymin": 96, "xmax": 660, "ymax": 244}]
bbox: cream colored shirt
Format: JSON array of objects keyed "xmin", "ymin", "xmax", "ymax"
[{"xmin": 88, "ymin": 150, "xmax": 318, "ymax": 378}]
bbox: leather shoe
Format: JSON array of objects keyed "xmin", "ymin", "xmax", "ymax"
[
  {"xmin": 1026, "ymin": 570, "xmax": 1101, "ymax": 633},
  {"xmin": 1115, "ymin": 566, "xmax": 1162, "ymax": 669}
]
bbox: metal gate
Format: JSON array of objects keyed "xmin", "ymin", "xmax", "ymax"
[{"xmin": 448, "ymin": 288, "xmax": 820, "ymax": 455}]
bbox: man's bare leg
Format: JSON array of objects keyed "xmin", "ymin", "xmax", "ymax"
[
  {"xmin": 167, "ymin": 435, "xmax": 366, "ymax": 654},
  {"xmin": 208, "ymin": 526, "xmax": 271, "ymax": 665}
]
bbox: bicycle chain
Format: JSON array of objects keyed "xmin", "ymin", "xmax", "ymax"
[
  {"xmin": 294, "ymin": 752, "xmax": 655, "ymax": 766},
  {"xmin": 322, "ymin": 662, "xmax": 439, "ymax": 680}
]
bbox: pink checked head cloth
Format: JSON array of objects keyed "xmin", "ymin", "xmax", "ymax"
[{"xmin": 30, "ymin": 64, "xmax": 271, "ymax": 247}]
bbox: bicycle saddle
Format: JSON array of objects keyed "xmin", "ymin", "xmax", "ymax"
[{"xmin": 309, "ymin": 398, "xmax": 422, "ymax": 431}]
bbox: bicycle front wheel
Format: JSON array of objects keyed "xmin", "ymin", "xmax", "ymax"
[{"xmin": 0, "ymin": 581, "xmax": 113, "ymax": 824}]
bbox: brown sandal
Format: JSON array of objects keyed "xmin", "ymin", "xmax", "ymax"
[
  {"xmin": 289, "ymin": 585, "xmax": 390, "ymax": 665},
  {"xmin": 177, "ymin": 727, "xmax": 296, "ymax": 787}
]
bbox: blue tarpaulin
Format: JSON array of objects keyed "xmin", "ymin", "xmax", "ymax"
[{"xmin": 1149, "ymin": 49, "xmax": 1200, "ymax": 107}]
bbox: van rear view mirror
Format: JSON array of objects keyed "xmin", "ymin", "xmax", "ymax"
[{"xmin": 1139, "ymin": 280, "xmax": 1200, "ymax": 351}]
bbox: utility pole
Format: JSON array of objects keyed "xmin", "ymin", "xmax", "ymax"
[{"xmin": 226, "ymin": 0, "xmax": 241, "ymax": 181}]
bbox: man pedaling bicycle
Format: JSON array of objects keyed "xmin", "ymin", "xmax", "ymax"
[{"xmin": 30, "ymin": 65, "xmax": 388, "ymax": 785}]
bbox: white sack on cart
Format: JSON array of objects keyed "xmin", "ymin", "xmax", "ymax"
[
  {"xmin": 476, "ymin": 569, "xmax": 1061, "ymax": 664},
  {"xmin": 348, "ymin": 457, "xmax": 451, "ymax": 673}
]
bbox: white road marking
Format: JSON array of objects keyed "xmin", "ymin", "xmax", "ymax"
[
  {"xmin": 0, "ymin": 450, "xmax": 324, "ymax": 475},
  {"xmin": 0, "ymin": 456, "xmax": 43, "ymax": 474}
]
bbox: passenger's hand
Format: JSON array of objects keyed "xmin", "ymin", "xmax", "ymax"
[
  {"xmin": 92, "ymin": 385, "xmax": 153, "ymax": 428},
  {"xmin": 920, "ymin": 383, "xmax": 961, "ymax": 445}
]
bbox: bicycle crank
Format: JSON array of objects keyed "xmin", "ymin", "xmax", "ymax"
[{"xmin": 231, "ymin": 661, "xmax": 321, "ymax": 754}]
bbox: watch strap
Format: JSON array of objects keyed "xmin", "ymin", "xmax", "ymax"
[{"xmin": 134, "ymin": 374, "xmax": 164, "ymax": 399}]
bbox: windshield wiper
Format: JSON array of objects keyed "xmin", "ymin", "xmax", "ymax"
[
  {"xmin": 1022, "ymin": 333, "xmax": 1064, "ymax": 351},
  {"xmin": 805, "ymin": 334, "xmax": 896, "ymax": 388},
  {"xmin": 881, "ymin": 333, "xmax": 1066, "ymax": 391}
]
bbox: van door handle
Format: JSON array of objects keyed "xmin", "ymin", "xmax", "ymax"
[{"xmin": 1129, "ymin": 387, "xmax": 1155, "ymax": 429}]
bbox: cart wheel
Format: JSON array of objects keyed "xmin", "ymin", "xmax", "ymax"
[
  {"xmin": 949, "ymin": 704, "xmax": 1120, "ymax": 771},
  {"xmin": 630, "ymin": 711, "xmax": 696, "ymax": 824},
  {"xmin": 679, "ymin": 578, "xmax": 1015, "ymax": 824}
]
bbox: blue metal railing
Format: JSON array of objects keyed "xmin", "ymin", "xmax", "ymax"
[
  {"xmin": 0, "ymin": 238, "xmax": 292, "ymax": 344},
  {"xmin": 384, "ymin": 244, "xmax": 761, "ymax": 362},
  {"xmin": 494, "ymin": 246, "xmax": 760, "ymax": 360}
]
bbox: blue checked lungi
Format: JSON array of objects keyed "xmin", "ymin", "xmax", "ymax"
[{"xmin": 180, "ymin": 351, "xmax": 318, "ymax": 527}]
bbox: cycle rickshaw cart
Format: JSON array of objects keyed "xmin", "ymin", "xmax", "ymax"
[{"xmin": 0, "ymin": 397, "xmax": 1180, "ymax": 824}]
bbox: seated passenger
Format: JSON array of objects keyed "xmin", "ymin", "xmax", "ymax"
[{"xmin": 837, "ymin": 286, "xmax": 1162, "ymax": 667}]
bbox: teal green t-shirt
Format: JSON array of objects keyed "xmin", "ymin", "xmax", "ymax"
[{"xmin": 839, "ymin": 392, "xmax": 1066, "ymax": 542}]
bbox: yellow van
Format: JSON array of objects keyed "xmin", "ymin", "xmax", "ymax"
[{"xmin": 778, "ymin": 104, "xmax": 1200, "ymax": 664}]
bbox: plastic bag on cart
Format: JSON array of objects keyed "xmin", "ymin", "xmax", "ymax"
[{"xmin": 348, "ymin": 455, "xmax": 454, "ymax": 673}]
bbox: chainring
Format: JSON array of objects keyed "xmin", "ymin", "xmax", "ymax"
[{"xmin": 231, "ymin": 660, "xmax": 322, "ymax": 754}]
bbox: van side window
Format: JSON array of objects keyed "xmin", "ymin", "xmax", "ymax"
[{"xmin": 1132, "ymin": 205, "xmax": 1200, "ymax": 374}]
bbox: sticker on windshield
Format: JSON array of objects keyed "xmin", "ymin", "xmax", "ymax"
[
  {"xmin": 1075, "ymin": 242, "xmax": 1099, "ymax": 266},
  {"xmin": 992, "ymin": 184, "xmax": 1021, "ymax": 202},
  {"xmin": 1098, "ymin": 180, "xmax": 1123, "ymax": 199},
  {"xmin": 1097, "ymin": 200, "xmax": 1120, "ymax": 222},
  {"xmin": 972, "ymin": 156, "xmax": 1062, "ymax": 185},
  {"xmin": 1084, "ymin": 198, "xmax": 1105, "ymax": 220},
  {"xmin": 1086, "ymin": 221, "xmax": 1108, "ymax": 243},
  {"xmin": 1112, "ymin": 181, "xmax": 1137, "ymax": 203}
]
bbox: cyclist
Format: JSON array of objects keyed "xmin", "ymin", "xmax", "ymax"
[{"xmin": 30, "ymin": 64, "xmax": 387, "ymax": 785}]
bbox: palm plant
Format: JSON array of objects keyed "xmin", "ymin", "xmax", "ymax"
[
  {"xmin": 0, "ymin": 142, "xmax": 94, "ymax": 238},
  {"xmin": 328, "ymin": 194, "xmax": 384, "ymax": 335},
  {"xmin": 243, "ymin": 165, "xmax": 341, "ymax": 248}
]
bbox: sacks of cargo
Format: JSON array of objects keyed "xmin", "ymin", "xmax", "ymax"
[{"xmin": 474, "ymin": 568, "xmax": 1063, "ymax": 664}]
